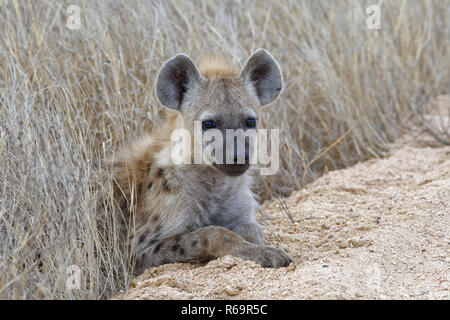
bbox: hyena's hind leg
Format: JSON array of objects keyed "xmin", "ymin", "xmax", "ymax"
[{"xmin": 135, "ymin": 226, "xmax": 291, "ymax": 273}]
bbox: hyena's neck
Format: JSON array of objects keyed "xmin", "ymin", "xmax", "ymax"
[{"xmin": 180, "ymin": 163, "xmax": 253, "ymax": 190}]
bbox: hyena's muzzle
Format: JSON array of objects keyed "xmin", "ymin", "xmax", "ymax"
[{"xmin": 209, "ymin": 128, "xmax": 255, "ymax": 177}]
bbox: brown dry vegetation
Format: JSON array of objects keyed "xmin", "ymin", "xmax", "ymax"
[{"xmin": 0, "ymin": 0, "xmax": 449, "ymax": 299}]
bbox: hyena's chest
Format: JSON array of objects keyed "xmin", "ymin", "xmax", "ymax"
[
  {"xmin": 176, "ymin": 177, "xmax": 232, "ymax": 218},
  {"xmin": 177, "ymin": 172, "xmax": 254, "ymax": 228}
]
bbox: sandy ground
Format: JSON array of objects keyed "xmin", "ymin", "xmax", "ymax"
[{"xmin": 122, "ymin": 105, "xmax": 449, "ymax": 300}]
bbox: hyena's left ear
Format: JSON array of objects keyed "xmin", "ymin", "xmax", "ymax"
[
  {"xmin": 240, "ymin": 49, "xmax": 283, "ymax": 106},
  {"xmin": 156, "ymin": 54, "xmax": 202, "ymax": 111}
]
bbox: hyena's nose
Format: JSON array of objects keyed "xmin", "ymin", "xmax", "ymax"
[{"xmin": 233, "ymin": 141, "xmax": 250, "ymax": 165}]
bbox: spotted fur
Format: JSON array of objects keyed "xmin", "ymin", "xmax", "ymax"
[{"xmin": 100, "ymin": 49, "xmax": 291, "ymax": 274}]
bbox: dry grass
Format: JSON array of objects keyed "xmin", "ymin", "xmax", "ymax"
[{"xmin": 0, "ymin": 0, "xmax": 448, "ymax": 299}]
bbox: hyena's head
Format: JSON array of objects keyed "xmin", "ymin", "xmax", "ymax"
[{"xmin": 155, "ymin": 49, "xmax": 282, "ymax": 176}]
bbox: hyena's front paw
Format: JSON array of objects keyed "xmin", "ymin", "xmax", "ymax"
[{"xmin": 236, "ymin": 244, "xmax": 292, "ymax": 268}]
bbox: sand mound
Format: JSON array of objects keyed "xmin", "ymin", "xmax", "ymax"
[{"xmin": 122, "ymin": 132, "xmax": 449, "ymax": 299}]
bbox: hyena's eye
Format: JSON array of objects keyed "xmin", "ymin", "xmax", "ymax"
[
  {"xmin": 246, "ymin": 118, "xmax": 256, "ymax": 128},
  {"xmin": 202, "ymin": 120, "xmax": 216, "ymax": 131}
]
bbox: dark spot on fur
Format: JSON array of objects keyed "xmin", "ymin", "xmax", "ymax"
[
  {"xmin": 154, "ymin": 224, "xmax": 162, "ymax": 233},
  {"xmin": 153, "ymin": 243, "xmax": 162, "ymax": 253},
  {"xmin": 156, "ymin": 168, "xmax": 164, "ymax": 178},
  {"xmin": 135, "ymin": 259, "xmax": 143, "ymax": 270},
  {"xmin": 197, "ymin": 252, "xmax": 214, "ymax": 262},
  {"xmin": 148, "ymin": 182, "xmax": 153, "ymax": 189},
  {"xmin": 174, "ymin": 235, "xmax": 182, "ymax": 243},
  {"xmin": 192, "ymin": 240, "xmax": 198, "ymax": 247},
  {"xmin": 153, "ymin": 233, "xmax": 161, "ymax": 240},
  {"xmin": 171, "ymin": 244, "xmax": 179, "ymax": 252},
  {"xmin": 198, "ymin": 198, "xmax": 210, "ymax": 211},
  {"xmin": 151, "ymin": 215, "xmax": 159, "ymax": 223},
  {"xmin": 163, "ymin": 179, "xmax": 172, "ymax": 192},
  {"xmin": 178, "ymin": 247, "xmax": 185, "ymax": 255},
  {"xmin": 202, "ymin": 238, "xmax": 208, "ymax": 247},
  {"xmin": 139, "ymin": 234, "xmax": 146, "ymax": 244},
  {"xmin": 145, "ymin": 239, "xmax": 158, "ymax": 250}
]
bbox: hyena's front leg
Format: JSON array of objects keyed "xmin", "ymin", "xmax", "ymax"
[{"xmin": 136, "ymin": 226, "xmax": 291, "ymax": 273}]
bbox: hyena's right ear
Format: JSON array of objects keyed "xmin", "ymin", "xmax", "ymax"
[
  {"xmin": 240, "ymin": 49, "xmax": 283, "ymax": 107},
  {"xmin": 155, "ymin": 54, "xmax": 202, "ymax": 111}
]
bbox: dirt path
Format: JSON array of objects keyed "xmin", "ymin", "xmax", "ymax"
[{"xmin": 122, "ymin": 134, "xmax": 449, "ymax": 300}]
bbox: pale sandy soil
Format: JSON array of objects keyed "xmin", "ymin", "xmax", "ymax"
[{"xmin": 122, "ymin": 101, "xmax": 449, "ymax": 300}]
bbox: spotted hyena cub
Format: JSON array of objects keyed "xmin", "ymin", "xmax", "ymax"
[{"xmin": 104, "ymin": 49, "xmax": 292, "ymax": 274}]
